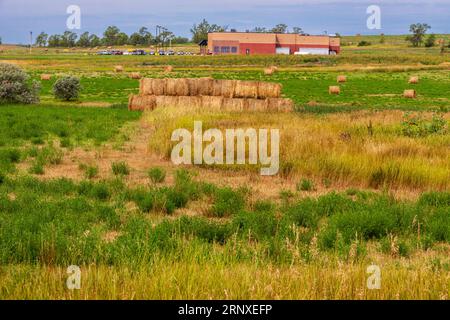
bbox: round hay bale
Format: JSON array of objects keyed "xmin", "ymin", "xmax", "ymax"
[
  {"xmin": 337, "ymin": 75, "xmax": 347, "ymax": 83},
  {"xmin": 194, "ymin": 77, "xmax": 214, "ymax": 96},
  {"xmin": 164, "ymin": 65, "xmax": 173, "ymax": 73},
  {"xmin": 201, "ymin": 96, "xmax": 223, "ymax": 111},
  {"xmin": 257, "ymin": 82, "xmax": 282, "ymax": 99},
  {"xmin": 268, "ymin": 98, "xmax": 294, "ymax": 112},
  {"xmin": 155, "ymin": 95, "xmax": 179, "ymax": 108},
  {"xmin": 140, "ymin": 78, "xmax": 154, "ymax": 95},
  {"xmin": 403, "ymin": 89, "xmax": 416, "ymax": 99},
  {"xmin": 221, "ymin": 80, "xmax": 237, "ymax": 98},
  {"xmin": 211, "ymin": 79, "xmax": 224, "ymax": 96},
  {"xmin": 329, "ymin": 86, "xmax": 341, "ymax": 95},
  {"xmin": 129, "ymin": 72, "xmax": 141, "ymax": 79},
  {"xmin": 408, "ymin": 76, "xmax": 419, "ymax": 84},
  {"xmin": 307, "ymin": 100, "xmax": 319, "ymax": 107},
  {"xmin": 264, "ymin": 67, "xmax": 274, "ymax": 75},
  {"xmin": 247, "ymin": 99, "xmax": 269, "ymax": 112},
  {"xmin": 222, "ymin": 98, "xmax": 248, "ymax": 112},
  {"xmin": 234, "ymin": 81, "xmax": 259, "ymax": 99},
  {"xmin": 166, "ymin": 78, "xmax": 190, "ymax": 96},
  {"xmin": 40, "ymin": 74, "xmax": 52, "ymax": 81},
  {"xmin": 128, "ymin": 95, "xmax": 156, "ymax": 111},
  {"xmin": 151, "ymin": 78, "xmax": 167, "ymax": 96},
  {"xmin": 178, "ymin": 96, "xmax": 202, "ymax": 109},
  {"xmin": 114, "ymin": 65, "xmax": 124, "ymax": 73}
]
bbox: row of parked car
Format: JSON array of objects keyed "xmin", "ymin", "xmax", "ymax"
[{"xmin": 97, "ymin": 49, "xmax": 195, "ymax": 56}]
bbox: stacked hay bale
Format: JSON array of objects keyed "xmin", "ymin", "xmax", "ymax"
[
  {"xmin": 128, "ymin": 78, "xmax": 294, "ymax": 112},
  {"xmin": 408, "ymin": 76, "xmax": 419, "ymax": 84},
  {"xmin": 403, "ymin": 90, "xmax": 417, "ymax": 99},
  {"xmin": 329, "ymin": 86, "xmax": 341, "ymax": 95}
]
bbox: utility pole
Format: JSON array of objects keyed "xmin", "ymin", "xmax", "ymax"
[{"xmin": 29, "ymin": 31, "xmax": 33, "ymax": 54}]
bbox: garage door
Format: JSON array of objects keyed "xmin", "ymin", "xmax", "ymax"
[
  {"xmin": 296, "ymin": 48, "xmax": 330, "ymax": 55},
  {"xmin": 276, "ymin": 47, "xmax": 290, "ymax": 55}
]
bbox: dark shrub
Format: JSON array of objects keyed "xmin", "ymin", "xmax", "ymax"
[
  {"xmin": 53, "ymin": 76, "xmax": 81, "ymax": 101},
  {"xmin": 211, "ymin": 187, "xmax": 245, "ymax": 217}
]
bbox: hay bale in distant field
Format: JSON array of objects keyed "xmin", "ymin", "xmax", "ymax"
[
  {"xmin": 234, "ymin": 81, "xmax": 259, "ymax": 99},
  {"xmin": 114, "ymin": 65, "xmax": 124, "ymax": 72},
  {"xmin": 164, "ymin": 65, "xmax": 173, "ymax": 73},
  {"xmin": 267, "ymin": 98, "xmax": 294, "ymax": 112},
  {"xmin": 222, "ymin": 98, "xmax": 248, "ymax": 112},
  {"xmin": 337, "ymin": 75, "xmax": 347, "ymax": 83},
  {"xmin": 247, "ymin": 99, "xmax": 269, "ymax": 112},
  {"xmin": 307, "ymin": 100, "xmax": 319, "ymax": 107},
  {"xmin": 188, "ymin": 77, "xmax": 214, "ymax": 96},
  {"xmin": 40, "ymin": 74, "xmax": 52, "ymax": 81},
  {"xmin": 155, "ymin": 95, "xmax": 179, "ymax": 107},
  {"xmin": 166, "ymin": 78, "xmax": 190, "ymax": 96},
  {"xmin": 403, "ymin": 89, "xmax": 416, "ymax": 98},
  {"xmin": 201, "ymin": 96, "xmax": 223, "ymax": 111},
  {"xmin": 408, "ymin": 76, "xmax": 419, "ymax": 84},
  {"xmin": 257, "ymin": 82, "xmax": 282, "ymax": 99},
  {"xmin": 129, "ymin": 72, "xmax": 141, "ymax": 79},
  {"xmin": 264, "ymin": 67, "xmax": 274, "ymax": 75},
  {"xmin": 128, "ymin": 95, "xmax": 156, "ymax": 111},
  {"xmin": 329, "ymin": 86, "xmax": 341, "ymax": 95}
]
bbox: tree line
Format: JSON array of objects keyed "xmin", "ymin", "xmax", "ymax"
[{"xmin": 35, "ymin": 26, "xmax": 189, "ymax": 48}]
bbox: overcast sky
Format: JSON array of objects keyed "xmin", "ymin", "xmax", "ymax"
[{"xmin": 0, "ymin": 0, "xmax": 449, "ymax": 43}]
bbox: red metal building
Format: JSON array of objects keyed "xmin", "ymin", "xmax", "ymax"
[{"xmin": 207, "ymin": 32, "xmax": 340, "ymax": 55}]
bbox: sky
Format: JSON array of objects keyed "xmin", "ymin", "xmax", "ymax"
[{"xmin": 0, "ymin": 0, "xmax": 449, "ymax": 44}]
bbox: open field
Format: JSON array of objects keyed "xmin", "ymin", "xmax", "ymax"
[{"xmin": 0, "ymin": 38, "xmax": 449, "ymax": 299}]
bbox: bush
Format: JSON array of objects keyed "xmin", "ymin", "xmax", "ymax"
[
  {"xmin": 211, "ymin": 187, "xmax": 245, "ymax": 217},
  {"xmin": 357, "ymin": 40, "xmax": 372, "ymax": 47},
  {"xmin": 111, "ymin": 161, "xmax": 130, "ymax": 176},
  {"xmin": 0, "ymin": 63, "xmax": 40, "ymax": 104},
  {"xmin": 297, "ymin": 178, "xmax": 314, "ymax": 192},
  {"xmin": 53, "ymin": 76, "xmax": 81, "ymax": 101},
  {"xmin": 148, "ymin": 167, "xmax": 166, "ymax": 184},
  {"xmin": 0, "ymin": 171, "xmax": 5, "ymax": 184},
  {"xmin": 401, "ymin": 112, "xmax": 447, "ymax": 137},
  {"xmin": 79, "ymin": 164, "xmax": 99, "ymax": 179}
]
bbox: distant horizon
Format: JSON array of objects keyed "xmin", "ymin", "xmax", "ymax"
[{"xmin": 1, "ymin": 0, "xmax": 449, "ymax": 44}]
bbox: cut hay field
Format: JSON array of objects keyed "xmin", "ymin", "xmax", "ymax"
[{"xmin": 0, "ymin": 42, "xmax": 449, "ymax": 300}]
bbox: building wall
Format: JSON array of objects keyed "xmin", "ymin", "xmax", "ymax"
[{"xmin": 207, "ymin": 32, "xmax": 340, "ymax": 55}]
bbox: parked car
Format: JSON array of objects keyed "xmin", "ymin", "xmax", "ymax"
[
  {"xmin": 167, "ymin": 50, "xmax": 175, "ymax": 55},
  {"xmin": 148, "ymin": 51, "xmax": 156, "ymax": 55},
  {"xmin": 111, "ymin": 50, "xmax": 123, "ymax": 55},
  {"xmin": 97, "ymin": 50, "xmax": 111, "ymax": 55},
  {"xmin": 158, "ymin": 50, "xmax": 166, "ymax": 55}
]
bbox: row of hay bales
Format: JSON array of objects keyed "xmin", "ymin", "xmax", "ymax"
[
  {"xmin": 128, "ymin": 95, "xmax": 293, "ymax": 112},
  {"xmin": 329, "ymin": 75, "xmax": 420, "ymax": 98},
  {"xmin": 139, "ymin": 77, "xmax": 282, "ymax": 99},
  {"xmin": 129, "ymin": 77, "xmax": 293, "ymax": 112}
]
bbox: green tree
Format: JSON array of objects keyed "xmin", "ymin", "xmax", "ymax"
[
  {"xmin": 77, "ymin": 32, "xmax": 91, "ymax": 47},
  {"xmin": 252, "ymin": 27, "xmax": 267, "ymax": 33},
  {"xmin": 61, "ymin": 31, "xmax": 77, "ymax": 47},
  {"xmin": 271, "ymin": 24, "xmax": 288, "ymax": 34},
  {"xmin": 406, "ymin": 23, "xmax": 431, "ymax": 47},
  {"xmin": 190, "ymin": 19, "xmax": 227, "ymax": 43},
  {"xmin": 103, "ymin": 26, "xmax": 120, "ymax": 46},
  {"xmin": 88, "ymin": 34, "xmax": 101, "ymax": 47},
  {"xmin": 292, "ymin": 27, "xmax": 304, "ymax": 35},
  {"xmin": 0, "ymin": 37, "xmax": 2, "ymax": 45},
  {"xmin": 425, "ymin": 34, "xmax": 436, "ymax": 47},
  {"xmin": 35, "ymin": 32, "xmax": 48, "ymax": 47},
  {"xmin": 116, "ymin": 32, "xmax": 129, "ymax": 45},
  {"xmin": 128, "ymin": 32, "xmax": 142, "ymax": 46},
  {"xmin": 139, "ymin": 27, "xmax": 152, "ymax": 45},
  {"xmin": 48, "ymin": 34, "xmax": 62, "ymax": 47}
]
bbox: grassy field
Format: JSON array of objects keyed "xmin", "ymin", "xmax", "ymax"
[{"xmin": 0, "ymin": 37, "xmax": 449, "ymax": 299}]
